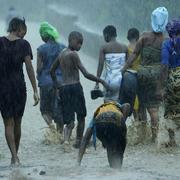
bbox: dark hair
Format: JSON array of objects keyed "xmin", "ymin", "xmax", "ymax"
[
  {"xmin": 166, "ymin": 19, "xmax": 180, "ymax": 38},
  {"xmin": 103, "ymin": 25, "xmax": 117, "ymax": 37},
  {"xmin": 7, "ymin": 17, "xmax": 26, "ymax": 33},
  {"xmin": 68, "ymin": 31, "xmax": 83, "ymax": 42},
  {"xmin": 127, "ymin": 28, "xmax": 139, "ymax": 41}
]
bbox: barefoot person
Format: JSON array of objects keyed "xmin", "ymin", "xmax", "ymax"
[
  {"xmin": 95, "ymin": 25, "xmax": 127, "ymax": 102},
  {"xmin": 37, "ymin": 22, "xmax": 65, "ymax": 133},
  {"xmin": 50, "ymin": 31, "xmax": 108, "ymax": 150},
  {"xmin": 0, "ymin": 18, "xmax": 39, "ymax": 165},
  {"xmin": 78, "ymin": 102, "xmax": 130, "ymax": 168},
  {"xmin": 158, "ymin": 19, "xmax": 180, "ymax": 147},
  {"xmin": 122, "ymin": 7, "xmax": 168, "ymax": 142}
]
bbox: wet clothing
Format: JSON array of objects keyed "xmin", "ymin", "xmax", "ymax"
[
  {"xmin": 88, "ymin": 102, "xmax": 126, "ymax": 149},
  {"xmin": 138, "ymin": 78, "xmax": 160, "ymax": 108},
  {"xmin": 0, "ymin": 37, "xmax": 33, "ymax": 119},
  {"xmin": 127, "ymin": 47, "xmax": 140, "ymax": 71},
  {"xmin": 37, "ymin": 41, "xmax": 65, "ymax": 122},
  {"xmin": 93, "ymin": 102, "xmax": 123, "ymax": 126},
  {"xmin": 40, "ymin": 85, "xmax": 62, "ymax": 122},
  {"xmin": 59, "ymin": 83, "xmax": 87, "ymax": 124},
  {"xmin": 37, "ymin": 41, "xmax": 65, "ymax": 87},
  {"xmin": 131, "ymin": 32, "xmax": 164, "ymax": 108},
  {"xmin": 161, "ymin": 38, "xmax": 180, "ymax": 68},
  {"xmin": 102, "ymin": 53, "xmax": 125, "ymax": 102},
  {"xmin": 137, "ymin": 46, "xmax": 161, "ymax": 107},
  {"xmin": 119, "ymin": 71, "xmax": 138, "ymax": 114},
  {"xmin": 120, "ymin": 47, "xmax": 140, "ymax": 113},
  {"xmin": 164, "ymin": 68, "xmax": 180, "ymax": 119},
  {"xmin": 162, "ymin": 37, "xmax": 180, "ymax": 127}
]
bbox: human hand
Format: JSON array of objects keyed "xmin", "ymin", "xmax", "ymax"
[
  {"xmin": 121, "ymin": 68, "xmax": 126, "ymax": 75},
  {"xmin": 33, "ymin": 91, "xmax": 39, "ymax": 106},
  {"xmin": 101, "ymin": 80, "xmax": 111, "ymax": 91},
  {"xmin": 94, "ymin": 83, "xmax": 99, "ymax": 90}
]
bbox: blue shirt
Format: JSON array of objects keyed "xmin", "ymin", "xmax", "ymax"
[
  {"xmin": 161, "ymin": 38, "xmax": 180, "ymax": 69},
  {"xmin": 37, "ymin": 41, "xmax": 66, "ymax": 87}
]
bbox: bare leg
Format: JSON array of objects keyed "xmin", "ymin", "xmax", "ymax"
[
  {"xmin": 147, "ymin": 107, "xmax": 159, "ymax": 142},
  {"xmin": 3, "ymin": 118, "xmax": 19, "ymax": 165},
  {"xmin": 63, "ymin": 122, "xmax": 74, "ymax": 152},
  {"xmin": 14, "ymin": 117, "xmax": 22, "ymax": 153},
  {"xmin": 64, "ymin": 122, "xmax": 75, "ymax": 143},
  {"xmin": 121, "ymin": 103, "xmax": 131, "ymax": 120},
  {"xmin": 74, "ymin": 118, "xmax": 85, "ymax": 148},
  {"xmin": 167, "ymin": 129, "xmax": 176, "ymax": 147},
  {"xmin": 42, "ymin": 113, "xmax": 54, "ymax": 128},
  {"xmin": 56, "ymin": 120, "xmax": 64, "ymax": 144},
  {"xmin": 56, "ymin": 122, "xmax": 64, "ymax": 134},
  {"xmin": 138, "ymin": 105, "xmax": 147, "ymax": 122},
  {"xmin": 133, "ymin": 110, "xmax": 139, "ymax": 121},
  {"xmin": 78, "ymin": 128, "xmax": 93, "ymax": 165}
]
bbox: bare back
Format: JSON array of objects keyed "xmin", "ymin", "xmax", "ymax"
[
  {"xmin": 134, "ymin": 32, "xmax": 164, "ymax": 55},
  {"xmin": 103, "ymin": 41, "xmax": 127, "ymax": 54},
  {"xmin": 59, "ymin": 49, "xmax": 80, "ymax": 86}
]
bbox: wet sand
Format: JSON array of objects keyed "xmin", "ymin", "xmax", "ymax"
[{"xmin": 0, "ymin": 21, "xmax": 180, "ymax": 180}]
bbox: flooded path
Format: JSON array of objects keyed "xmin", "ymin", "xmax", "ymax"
[{"xmin": 0, "ymin": 21, "xmax": 179, "ymax": 180}]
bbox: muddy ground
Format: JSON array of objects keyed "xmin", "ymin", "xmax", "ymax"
[{"xmin": 0, "ymin": 21, "xmax": 180, "ymax": 180}]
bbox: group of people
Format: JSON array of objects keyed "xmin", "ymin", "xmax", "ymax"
[{"xmin": 0, "ymin": 6, "xmax": 180, "ymax": 168}]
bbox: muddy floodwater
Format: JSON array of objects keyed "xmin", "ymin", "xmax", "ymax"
[{"xmin": 0, "ymin": 21, "xmax": 180, "ymax": 180}]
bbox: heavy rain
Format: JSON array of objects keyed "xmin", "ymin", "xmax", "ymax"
[{"xmin": 0, "ymin": 0, "xmax": 180, "ymax": 180}]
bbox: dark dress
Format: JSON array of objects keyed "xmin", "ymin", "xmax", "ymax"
[{"xmin": 0, "ymin": 37, "xmax": 33, "ymax": 119}]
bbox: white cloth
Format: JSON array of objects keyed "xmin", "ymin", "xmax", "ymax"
[
  {"xmin": 151, "ymin": 7, "xmax": 168, "ymax": 33},
  {"xmin": 102, "ymin": 53, "xmax": 126, "ymax": 101}
]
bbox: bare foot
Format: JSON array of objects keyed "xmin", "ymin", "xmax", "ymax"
[
  {"xmin": 167, "ymin": 140, "xmax": 177, "ymax": 147},
  {"xmin": 61, "ymin": 139, "xmax": 65, "ymax": 144},
  {"xmin": 73, "ymin": 140, "xmax": 81, "ymax": 149},
  {"xmin": 63, "ymin": 141, "xmax": 71, "ymax": 153},
  {"xmin": 10, "ymin": 157, "xmax": 21, "ymax": 167},
  {"xmin": 49, "ymin": 124, "xmax": 56, "ymax": 132}
]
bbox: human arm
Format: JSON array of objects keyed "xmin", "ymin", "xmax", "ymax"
[
  {"xmin": 74, "ymin": 52, "xmax": 109, "ymax": 89},
  {"xmin": 78, "ymin": 127, "xmax": 93, "ymax": 165},
  {"xmin": 122, "ymin": 37, "xmax": 143, "ymax": 73},
  {"xmin": 95, "ymin": 47, "xmax": 105, "ymax": 89},
  {"xmin": 36, "ymin": 51, "xmax": 43, "ymax": 75},
  {"xmin": 25, "ymin": 56, "xmax": 39, "ymax": 106}
]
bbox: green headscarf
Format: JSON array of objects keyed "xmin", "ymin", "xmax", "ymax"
[{"xmin": 39, "ymin": 21, "xmax": 59, "ymax": 41}]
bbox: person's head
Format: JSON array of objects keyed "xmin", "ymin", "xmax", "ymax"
[
  {"xmin": 151, "ymin": 7, "xmax": 168, "ymax": 33},
  {"xmin": 68, "ymin": 31, "xmax": 83, "ymax": 51},
  {"xmin": 103, "ymin": 25, "xmax": 117, "ymax": 42},
  {"xmin": 39, "ymin": 22, "xmax": 59, "ymax": 43},
  {"xmin": 7, "ymin": 17, "xmax": 27, "ymax": 38},
  {"xmin": 166, "ymin": 19, "xmax": 180, "ymax": 38},
  {"xmin": 127, "ymin": 28, "xmax": 139, "ymax": 42}
]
